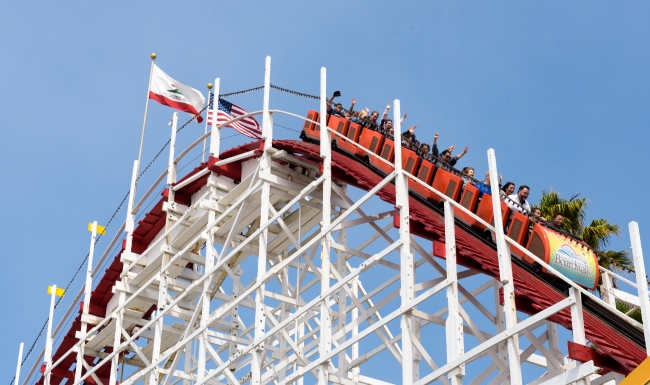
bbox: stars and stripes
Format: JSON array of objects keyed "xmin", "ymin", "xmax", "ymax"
[
  {"xmin": 206, "ymin": 93, "xmax": 214, "ymax": 126},
  {"xmin": 207, "ymin": 93, "xmax": 262, "ymax": 139}
]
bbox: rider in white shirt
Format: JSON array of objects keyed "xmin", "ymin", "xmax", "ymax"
[{"xmin": 507, "ymin": 185, "xmax": 531, "ymax": 213}]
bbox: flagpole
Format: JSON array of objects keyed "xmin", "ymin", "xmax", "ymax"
[
  {"xmin": 209, "ymin": 78, "xmax": 221, "ymax": 156},
  {"xmin": 202, "ymin": 83, "xmax": 212, "ymax": 162},
  {"xmin": 15, "ymin": 342, "xmax": 24, "ymax": 385},
  {"xmin": 44, "ymin": 285, "xmax": 57, "ymax": 385},
  {"xmin": 136, "ymin": 53, "xmax": 157, "ymax": 183}
]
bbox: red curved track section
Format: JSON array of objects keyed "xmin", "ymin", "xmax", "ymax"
[{"xmin": 39, "ymin": 140, "xmax": 644, "ymax": 384}]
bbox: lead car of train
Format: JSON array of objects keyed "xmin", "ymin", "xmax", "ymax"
[{"xmin": 299, "ymin": 109, "xmax": 600, "ymax": 290}]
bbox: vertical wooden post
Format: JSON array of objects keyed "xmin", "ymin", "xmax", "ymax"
[
  {"xmin": 318, "ymin": 66, "xmax": 332, "ymax": 385},
  {"xmin": 445, "ymin": 201, "xmax": 465, "ymax": 384},
  {"xmin": 487, "ymin": 149, "xmax": 522, "ymax": 385},
  {"xmin": 630, "ymin": 222, "xmax": 650, "ymax": 355}
]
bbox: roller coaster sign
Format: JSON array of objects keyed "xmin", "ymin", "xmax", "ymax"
[{"xmin": 545, "ymin": 228, "xmax": 599, "ymax": 289}]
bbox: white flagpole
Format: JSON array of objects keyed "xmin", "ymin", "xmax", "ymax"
[
  {"xmin": 209, "ymin": 78, "xmax": 221, "ymax": 156},
  {"xmin": 15, "ymin": 342, "xmax": 24, "ymax": 385},
  {"xmin": 136, "ymin": 53, "xmax": 157, "ymax": 183},
  {"xmin": 44, "ymin": 285, "xmax": 57, "ymax": 385},
  {"xmin": 202, "ymin": 83, "xmax": 212, "ymax": 162}
]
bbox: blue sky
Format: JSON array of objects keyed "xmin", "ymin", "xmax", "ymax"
[{"xmin": 1, "ymin": 1, "xmax": 650, "ymax": 383}]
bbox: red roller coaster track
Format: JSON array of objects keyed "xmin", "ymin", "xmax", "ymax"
[{"xmin": 38, "ymin": 139, "xmax": 644, "ymax": 384}]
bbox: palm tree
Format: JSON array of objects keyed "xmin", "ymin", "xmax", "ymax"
[
  {"xmin": 535, "ymin": 190, "xmax": 633, "ymax": 275},
  {"xmin": 536, "ymin": 191, "xmax": 587, "ymax": 235},
  {"xmin": 537, "ymin": 190, "xmax": 641, "ymax": 323},
  {"xmin": 615, "ymin": 301, "xmax": 643, "ymax": 324}
]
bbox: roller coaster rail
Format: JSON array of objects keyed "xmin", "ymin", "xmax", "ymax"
[{"xmin": 12, "ymin": 56, "xmax": 650, "ymax": 385}]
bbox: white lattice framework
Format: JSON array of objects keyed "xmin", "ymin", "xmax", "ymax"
[{"xmin": 19, "ymin": 56, "xmax": 650, "ymax": 385}]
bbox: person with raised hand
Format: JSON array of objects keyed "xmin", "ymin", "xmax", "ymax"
[
  {"xmin": 401, "ymin": 110, "xmax": 408, "ymax": 124},
  {"xmin": 381, "ymin": 103, "xmax": 391, "ymax": 121},
  {"xmin": 348, "ymin": 98, "xmax": 356, "ymax": 114},
  {"xmin": 402, "ymin": 125, "xmax": 417, "ymax": 142},
  {"xmin": 432, "ymin": 133, "xmax": 468, "ymax": 167},
  {"xmin": 380, "ymin": 103, "xmax": 393, "ymax": 129},
  {"xmin": 326, "ymin": 91, "xmax": 345, "ymax": 117}
]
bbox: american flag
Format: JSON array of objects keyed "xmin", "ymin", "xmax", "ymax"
[{"xmin": 207, "ymin": 93, "xmax": 262, "ymax": 139}]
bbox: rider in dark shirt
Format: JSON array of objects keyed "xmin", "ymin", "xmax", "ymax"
[
  {"xmin": 546, "ymin": 213, "xmax": 565, "ymax": 232},
  {"xmin": 360, "ymin": 110, "xmax": 380, "ymax": 132},
  {"xmin": 431, "ymin": 133, "xmax": 468, "ymax": 168}
]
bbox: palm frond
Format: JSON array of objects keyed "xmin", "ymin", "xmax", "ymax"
[
  {"xmin": 536, "ymin": 189, "xmax": 631, "ymax": 278},
  {"xmin": 616, "ymin": 301, "xmax": 643, "ymax": 323},
  {"xmin": 581, "ymin": 219, "xmax": 621, "ymax": 250},
  {"xmin": 537, "ymin": 190, "xmax": 588, "ymax": 234},
  {"xmin": 597, "ymin": 249, "xmax": 634, "ymax": 274}
]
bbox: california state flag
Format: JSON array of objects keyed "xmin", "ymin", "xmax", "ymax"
[{"xmin": 149, "ymin": 64, "xmax": 205, "ymax": 123}]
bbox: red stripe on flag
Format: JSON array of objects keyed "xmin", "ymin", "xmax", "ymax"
[
  {"xmin": 216, "ymin": 111, "xmax": 262, "ymax": 139},
  {"xmin": 149, "ymin": 91, "xmax": 204, "ymax": 123}
]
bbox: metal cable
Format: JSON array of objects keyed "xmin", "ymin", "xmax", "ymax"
[
  {"xmin": 220, "ymin": 86, "xmax": 265, "ymax": 97},
  {"xmin": 218, "ymin": 84, "xmax": 320, "ymax": 99},
  {"xmin": 273, "ymin": 123, "xmax": 301, "ymax": 133},
  {"xmin": 9, "ymin": 107, "xmax": 209, "ymax": 385},
  {"xmin": 11, "ymin": 84, "xmax": 311, "ymax": 385},
  {"xmin": 270, "ymin": 84, "xmax": 319, "ymax": 100}
]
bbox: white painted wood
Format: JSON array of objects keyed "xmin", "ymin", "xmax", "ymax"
[
  {"xmin": 537, "ymin": 361, "xmax": 594, "ymax": 385},
  {"xmin": 172, "ymin": 168, "xmax": 210, "ymax": 191},
  {"xmin": 109, "ymin": 159, "xmax": 139, "ymax": 385},
  {"xmin": 394, "ymin": 99, "xmax": 416, "ymax": 385},
  {"xmin": 318, "ymin": 66, "xmax": 332, "ymax": 385},
  {"xmin": 252, "ymin": 55, "xmax": 272, "ymax": 385},
  {"xmin": 209, "ymin": 78, "xmax": 221, "ymax": 156},
  {"xmin": 600, "ymin": 270, "xmax": 616, "ymax": 307},
  {"xmin": 444, "ymin": 201, "xmax": 465, "ymax": 385},
  {"xmin": 630, "ymin": 221, "xmax": 650, "ymax": 355},
  {"xmin": 198, "ymin": 207, "xmax": 210, "ymax": 383},
  {"xmin": 569, "ymin": 287, "xmax": 586, "ymax": 346},
  {"xmin": 487, "ymin": 148, "xmax": 522, "ymax": 385},
  {"xmin": 611, "ymin": 288, "xmax": 641, "ymax": 307},
  {"xmin": 414, "ymin": 297, "xmax": 575, "ymax": 385},
  {"xmin": 30, "ymin": 66, "xmax": 649, "ymax": 385},
  {"xmin": 15, "ymin": 342, "xmax": 24, "ymax": 385},
  {"xmin": 43, "ymin": 284, "xmax": 56, "ymax": 385},
  {"xmin": 589, "ymin": 371, "xmax": 624, "ymax": 385},
  {"xmin": 75, "ymin": 221, "xmax": 98, "ymax": 382}
]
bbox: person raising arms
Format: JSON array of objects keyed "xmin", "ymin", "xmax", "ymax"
[{"xmin": 432, "ymin": 133, "xmax": 468, "ymax": 167}]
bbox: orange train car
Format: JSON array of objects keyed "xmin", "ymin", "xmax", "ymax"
[
  {"xmin": 431, "ymin": 168, "xmax": 463, "ymax": 203},
  {"xmin": 300, "ymin": 111, "xmax": 601, "ymax": 289},
  {"xmin": 328, "ymin": 115, "xmax": 349, "ymax": 137},
  {"xmin": 455, "ymin": 184, "xmax": 481, "ymax": 225},
  {"xmin": 409, "ymin": 159, "xmax": 437, "ymax": 201},
  {"xmin": 300, "ymin": 110, "xmax": 321, "ymax": 142},
  {"xmin": 527, "ymin": 225, "xmax": 600, "ymax": 289},
  {"xmin": 358, "ymin": 129, "xmax": 384, "ymax": 159},
  {"xmin": 335, "ymin": 122, "xmax": 365, "ymax": 157},
  {"xmin": 370, "ymin": 138, "xmax": 395, "ymax": 174}
]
